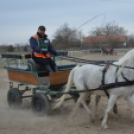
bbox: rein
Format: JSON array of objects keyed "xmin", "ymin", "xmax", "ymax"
[
  {"xmin": 110, "ymin": 63, "xmax": 134, "ymax": 70},
  {"xmin": 57, "ymin": 55, "xmax": 134, "ymax": 69},
  {"xmin": 53, "ymin": 80, "xmax": 134, "ymax": 96}
]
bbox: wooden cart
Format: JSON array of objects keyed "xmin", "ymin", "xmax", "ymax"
[{"xmin": 1, "ymin": 52, "xmax": 78, "ymax": 116}]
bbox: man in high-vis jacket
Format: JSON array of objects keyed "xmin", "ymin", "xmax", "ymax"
[{"xmin": 30, "ymin": 26, "xmax": 58, "ymax": 72}]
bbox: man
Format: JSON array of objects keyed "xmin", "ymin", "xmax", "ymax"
[{"xmin": 30, "ymin": 26, "xmax": 58, "ymax": 72}]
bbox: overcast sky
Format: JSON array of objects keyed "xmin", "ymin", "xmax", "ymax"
[{"xmin": 0, "ymin": 0, "xmax": 133, "ymax": 45}]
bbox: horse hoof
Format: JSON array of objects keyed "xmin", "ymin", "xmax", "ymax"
[{"xmin": 101, "ymin": 124, "xmax": 108, "ymax": 129}]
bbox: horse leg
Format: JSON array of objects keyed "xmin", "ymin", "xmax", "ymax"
[
  {"xmin": 102, "ymin": 95, "xmax": 117, "ymax": 129},
  {"xmin": 126, "ymin": 95, "xmax": 134, "ymax": 120},
  {"xmin": 113, "ymin": 103, "xmax": 118, "ymax": 114},
  {"xmin": 80, "ymin": 94, "xmax": 95, "ymax": 122},
  {"xmin": 72, "ymin": 96, "xmax": 82, "ymax": 117},
  {"xmin": 95, "ymin": 95, "xmax": 101, "ymax": 117},
  {"xmin": 94, "ymin": 95, "xmax": 118, "ymax": 121}
]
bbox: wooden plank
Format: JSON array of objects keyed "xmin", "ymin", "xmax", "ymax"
[
  {"xmin": 8, "ymin": 70, "xmax": 39, "ymax": 85},
  {"xmin": 50, "ymin": 70, "xmax": 70, "ymax": 86},
  {"xmin": 4, "ymin": 78, "xmax": 40, "ymax": 88}
]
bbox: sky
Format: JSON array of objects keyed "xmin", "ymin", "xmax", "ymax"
[{"xmin": 0, "ymin": 0, "xmax": 134, "ymax": 45}]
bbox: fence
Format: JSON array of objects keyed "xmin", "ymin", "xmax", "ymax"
[
  {"xmin": 68, "ymin": 50, "xmax": 89, "ymax": 57},
  {"xmin": 68, "ymin": 49, "xmax": 102, "ymax": 57},
  {"xmin": 68, "ymin": 48, "xmax": 132, "ymax": 57}
]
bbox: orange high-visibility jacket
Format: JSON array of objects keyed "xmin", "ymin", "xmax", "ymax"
[{"xmin": 31, "ymin": 34, "xmax": 50, "ymax": 58}]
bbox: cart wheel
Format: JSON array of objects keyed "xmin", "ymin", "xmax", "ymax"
[
  {"xmin": 31, "ymin": 93, "xmax": 50, "ymax": 116},
  {"xmin": 7, "ymin": 88, "xmax": 22, "ymax": 109}
]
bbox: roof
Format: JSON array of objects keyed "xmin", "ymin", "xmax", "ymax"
[{"xmin": 83, "ymin": 35, "xmax": 126, "ymax": 44}]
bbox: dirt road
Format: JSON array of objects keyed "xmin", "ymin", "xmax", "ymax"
[{"xmin": 0, "ymin": 52, "xmax": 134, "ymax": 134}]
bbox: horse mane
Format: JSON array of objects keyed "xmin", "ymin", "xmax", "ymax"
[{"xmin": 117, "ymin": 49, "xmax": 134, "ymax": 75}]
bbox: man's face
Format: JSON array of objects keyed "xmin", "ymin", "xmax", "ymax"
[{"xmin": 38, "ymin": 29, "xmax": 45, "ymax": 37}]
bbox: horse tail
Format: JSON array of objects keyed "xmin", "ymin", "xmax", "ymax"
[{"xmin": 53, "ymin": 66, "xmax": 80, "ymax": 109}]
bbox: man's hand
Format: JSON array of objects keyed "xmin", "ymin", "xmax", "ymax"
[
  {"xmin": 40, "ymin": 49, "xmax": 48, "ymax": 55},
  {"xmin": 52, "ymin": 51, "xmax": 57, "ymax": 56}
]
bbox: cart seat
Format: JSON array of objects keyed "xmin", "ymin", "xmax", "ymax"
[
  {"xmin": 4, "ymin": 60, "xmax": 76, "ymax": 71},
  {"xmin": 4, "ymin": 65, "xmax": 28, "ymax": 71},
  {"xmin": 27, "ymin": 59, "xmax": 76, "ymax": 71},
  {"xmin": 2, "ymin": 52, "xmax": 76, "ymax": 71}
]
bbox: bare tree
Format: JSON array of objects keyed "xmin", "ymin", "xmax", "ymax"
[
  {"xmin": 14, "ymin": 44, "xmax": 20, "ymax": 52},
  {"xmin": 90, "ymin": 21, "xmax": 127, "ymax": 36},
  {"xmin": 52, "ymin": 24, "xmax": 85, "ymax": 50},
  {"xmin": 89, "ymin": 21, "xmax": 127, "ymax": 47},
  {"xmin": 127, "ymin": 35, "xmax": 134, "ymax": 47},
  {"xmin": 0, "ymin": 44, "xmax": 8, "ymax": 52}
]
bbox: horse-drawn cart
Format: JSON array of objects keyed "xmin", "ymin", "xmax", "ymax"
[
  {"xmin": 2, "ymin": 50, "xmax": 132, "ymax": 116},
  {"xmin": 2, "ymin": 49, "xmax": 134, "ymax": 130},
  {"xmin": 1, "ymin": 52, "xmax": 79, "ymax": 116}
]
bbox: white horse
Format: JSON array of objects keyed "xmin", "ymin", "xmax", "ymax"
[{"xmin": 54, "ymin": 49, "xmax": 134, "ymax": 129}]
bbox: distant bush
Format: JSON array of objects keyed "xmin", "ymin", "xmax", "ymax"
[
  {"xmin": 24, "ymin": 45, "xmax": 27, "ymax": 51},
  {"xmin": 8, "ymin": 45, "xmax": 14, "ymax": 52}
]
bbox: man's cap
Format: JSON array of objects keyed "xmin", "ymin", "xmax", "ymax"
[{"xmin": 38, "ymin": 26, "xmax": 46, "ymax": 30}]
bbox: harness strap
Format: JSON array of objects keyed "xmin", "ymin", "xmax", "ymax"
[
  {"xmin": 121, "ymin": 72, "xmax": 130, "ymax": 82},
  {"xmin": 102, "ymin": 64, "xmax": 110, "ymax": 85},
  {"xmin": 103, "ymin": 89, "xmax": 109, "ymax": 98},
  {"xmin": 115, "ymin": 66, "xmax": 119, "ymax": 83},
  {"xmin": 101, "ymin": 64, "xmax": 111, "ymax": 98}
]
